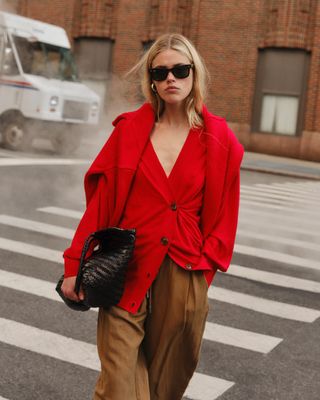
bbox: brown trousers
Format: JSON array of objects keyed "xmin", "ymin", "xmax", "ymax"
[{"xmin": 93, "ymin": 255, "xmax": 209, "ymax": 400}]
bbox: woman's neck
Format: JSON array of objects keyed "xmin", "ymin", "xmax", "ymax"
[{"xmin": 159, "ymin": 102, "xmax": 189, "ymax": 128}]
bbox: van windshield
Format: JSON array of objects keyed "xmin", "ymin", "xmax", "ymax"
[{"xmin": 13, "ymin": 35, "xmax": 79, "ymax": 81}]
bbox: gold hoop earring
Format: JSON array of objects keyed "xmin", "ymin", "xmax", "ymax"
[{"xmin": 151, "ymin": 83, "xmax": 157, "ymax": 93}]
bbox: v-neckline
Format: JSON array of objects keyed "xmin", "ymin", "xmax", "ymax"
[{"xmin": 149, "ymin": 128, "xmax": 192, "ymax": 180}]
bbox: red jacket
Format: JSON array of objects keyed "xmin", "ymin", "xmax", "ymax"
[{"xmin": 63, "ymin": 102, "xmax": 244, "ymax": 285}]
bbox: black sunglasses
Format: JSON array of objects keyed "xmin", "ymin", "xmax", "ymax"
[{"xmin": 149, "ymin": 64, "xmax": 194, "ymax": 81}]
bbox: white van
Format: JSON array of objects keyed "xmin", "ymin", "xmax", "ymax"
[{"xmin": 0, "ymin": 11, "xmax": 100, "ymax": 153}]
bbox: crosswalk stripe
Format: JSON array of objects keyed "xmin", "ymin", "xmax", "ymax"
[
  {"xmin": 0, "ymin": 215, "xmax": 74, "ymax": 239},
  {"xmin": 241, "ymin": 199, "xmax": 320, "ymax": 217},
  {"xmin": 238, "ymin": 219, "xmax": 320, "ymax": 240},
  {"xmin": 0, "ymin": 317, "xmax": 234, "ymax": 400},
  {"xmin": 4, "ymin": 235, "xmax": 317, "ymax": 278},
  {"xmin": 208, "ymin": 286, "xmax": 320, "ymax": 322},
  {"xmin": 242, "ymin": 183, "xmax": 320, "ymax": 199},
  {"xmin": 185, "ymin": 372, "xmax": 234, "ymax": 400},
  {"xmin": 203, "ymin": 322, "xmax": 282, "ymax": 353},
  {"xmin": 37, "ymin": 206, "xmax": 82, "ymax": 219},
  {"xmin": 0, "ymin": 269, "xmax": 282, "ymax": 354},
  {"xmin": 239, "ymin": 207, "xmax": 320, "ymax": 230},
  {"xmin": 263, "ymin": 183, "xmax": 320, "ymax": 197},
  {"xmin": 241, "ymin": 183, "xmax": 319, "ymax": 201},
  {"xmin": 237, "ymin": 229, "xmax": 320, "ymax": 252},
  {"xmin": 240, "ymin": 193, "xmax": 292, "ymax": 206},
  {"xmin": 0, "ymin": 269, "xmax": 59, "ymax": 301},
  {"xmin": 0, "ymin": 396, "xmax": 9, "ymax": 400},
  {"xmin": 240, "ymin": 186, "xmax": 319, "ymax": 205},
  {"xmin": 9, "ymin": 213, "xmax": 318, "ymax": 256},
  {"xmin": 0, "ymin": 239, "xmax": 319, "ymax": 323},
  {"xmin": 234, "ymin": 243, "xmax": 320, "ymax": 270},
  {"xmin": 0, "ymin": 158, "xmax": 89, "ymax": 167},
  {"xmin": 0, "ymin": 317, "xmax": 99, "ymax": 370},
  {"xmin": 227, "ymin": 265, "xmax": 320, "ymax": 293},
  {"xmin": 281, "ymin": 182, "xmax": 320, "ymax": 191},
  {"xmin": 0, "ymin": 237, "xmax": 62, "ymax": 264}
]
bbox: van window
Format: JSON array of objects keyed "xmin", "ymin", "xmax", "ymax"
[
  {"xmin": 2, "ymin": 41, "xmax": 19, "ymax": 76},
  {"xmin": 13, "ymin": 35, "xmax": 79, "ymax": 81}
]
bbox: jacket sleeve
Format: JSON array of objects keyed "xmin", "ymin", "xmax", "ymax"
[
  {"xmin": 63, "ymin": 174, "xmax": 107, "ymax": 277},
  {"xmin": 199, "ymin": 169, "xmax": 241, "ymax": 272},
  {"xmin": 62, "ymin": 118, "xmax": 127, "ymax": 277}
]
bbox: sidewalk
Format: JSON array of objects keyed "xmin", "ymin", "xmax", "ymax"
[{"xmin": 241, "ymin": 151, "xmax": 320, "ymax": 180}]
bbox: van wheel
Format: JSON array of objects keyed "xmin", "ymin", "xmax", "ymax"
[
  {"xmin": 51, "ymin": 133, "xmax": 80, "ymax": 155},
  {"xmin": 2, "ymin": 120, "xmax": 32, "ymax": 151}
]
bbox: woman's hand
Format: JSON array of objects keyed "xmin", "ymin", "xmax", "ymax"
[{"xmin": 61, "ymin": 276, "xmax": 84, "ymax": 302}]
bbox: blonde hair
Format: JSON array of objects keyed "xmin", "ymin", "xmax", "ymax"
[{"xmin": 125, "ymin": 33, "xmax": 210, "ymax": 128}]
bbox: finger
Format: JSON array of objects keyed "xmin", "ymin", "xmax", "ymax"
[
  {"xmin": 63, "ymin": 289, "xmax": 80, "ymax": 302},
  {"xmin": 79, "ymin": 286, "xmax": 85, "ymax": 301}
]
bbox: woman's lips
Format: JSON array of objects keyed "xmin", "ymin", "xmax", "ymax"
[{"xmin": 165, "ymin": 87, "xmax": 179, "ymax": 92}]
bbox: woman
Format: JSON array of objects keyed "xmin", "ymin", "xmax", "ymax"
[{"xmin": 61, "ymin": 33, "xmax": 244, "ymax": 399}]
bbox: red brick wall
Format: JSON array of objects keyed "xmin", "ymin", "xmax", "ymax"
[
  {"xmin": 15, "ymin": 0, "xmax": 320, "ymax": 160},
  {"xmin": 18, "ymin": 0, "xmax": 78, "ymax": 41}
]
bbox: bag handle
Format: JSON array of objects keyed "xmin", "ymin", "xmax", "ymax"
[{"xmin": 74, "ymin": 233, "xmax": 96, "ymax": 295}]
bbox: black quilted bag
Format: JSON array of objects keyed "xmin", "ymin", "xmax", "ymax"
[{"xmin": 56, "ymin": 227, "xmax": 136, "ymax": 311}]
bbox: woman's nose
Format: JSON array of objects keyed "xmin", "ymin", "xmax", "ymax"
[{"xmin": 167, "ymin": 71, "xmax": 176, "ymax": 81}]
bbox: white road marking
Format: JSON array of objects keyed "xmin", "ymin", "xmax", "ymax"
[
  {"xmin": 204, "ymin": 322, "xmax": 282, "ymax": 353},
  {"xmin": 234, "ymin": 243, "xmax": 320, "ymax": 270},
  {"xmin": 241, "ymin": 199, "xmax": 320, "ymax": 217},
  {"xmin": 227, "ymin": 265, "xmax": 320, "ymax": 293},
  {"xmin": 0, "ymin": 269, "xmax": 60, "ymax": 301},
  {"xmin": 209, "ymin": 286, "xmax": 320, "ymax": 322},
  {"xmin": 242, "ymin": 183, "xmax": 320, "ymax": 199},
  {"xmin": 0, "ymin": 215, "xmax": 74, "ymax": 239},
  {"xmin": 240, "ymin": 186, "xmax": 320, "ymax": 205},
  {"xmin": 0, "ymin": 317, "xmax": 234, "ymax": 400},
  {"xmin": 263, "ymin": 183, "xmax": 320, "ymax": 197},
  {"xmin": 186, "ymin": 372, "xmax": 234, "ymax": 400},
  {"xmin": 281, "ymin": 182, "xmax": 320, "ymax": 191},
  {"xmin": 240, "ymin": 193, "xmax": 291, "ymax": 206},
  {"xmin": 0, "ymin": 317, "xmax": 99, "ymax": 370},
  {"xmin": 0, "ymin": 270, "xmax": 281, "ymax": 354},
  {"xmin": 0, "ymin": 158, "xmax": 89, "ymax": 167},
  {"xmin": 239, "ymin": 207, "xmax": 320, "ymax": 230},
  {"xmin": 238, "ymin": 219, "xmax": 320, "ymax": 240},
  {"xmin": 0, "ymin": 237, "xmax": 62, "ymax": 264},
  {"xmin": 37, "ymin": 206, "xmax": 82, "ymax": 219},
  {"xmin": 0, "ymin": 396, "xmax": 9, "ymax": 400},
  {"xmin": 237, "ymin": 229, "xmax": 320, "ymax": 252}
]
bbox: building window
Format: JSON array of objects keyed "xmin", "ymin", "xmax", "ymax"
[
  {"xmin": 252, "ymin": 48, "xmax": 310, "ymax": 136},
  {"xmin": 74, "ymin": 38, "xmax": 113, "ymax": 80},
  {"xmin": 260, "ymin": 94, "xmax": 299, "ymax": 135}
]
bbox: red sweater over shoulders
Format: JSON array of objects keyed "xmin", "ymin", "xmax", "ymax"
[{"xmin": 63, "ymin": 103, "xmax": 244, "ymax": 314}]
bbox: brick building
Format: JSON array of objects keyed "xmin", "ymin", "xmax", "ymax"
[{"xmin": 5, "ymin": 0, "xmax": 320, "ymax": 161}]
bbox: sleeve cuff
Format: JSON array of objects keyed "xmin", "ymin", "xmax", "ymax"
[{"xmin": 63, "ymin": 257, "xmax": 80, "ymax": 278}]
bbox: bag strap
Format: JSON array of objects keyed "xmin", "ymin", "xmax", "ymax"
[{"xmin": 74, "ymin": 233, "xmax": 96, "ymax": 295}]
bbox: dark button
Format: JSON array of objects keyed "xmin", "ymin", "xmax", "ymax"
[
  {"xmin": 147, "ymin": 272, "xmax": 151, "ymax": 278},
  {"xmin": 131, "ymin": 302, "xmax": 135, "ymax": 307},
  {"xmin": 185, "ymin": 263, "xmax": 192, "ymax": 270},
  {"xmin": 171, "ymin": 202, "xmax": 177, "ymax": 211},
  {"xmin": 161, "ymin": 236, "xmax": 169, "ymax": 245}
]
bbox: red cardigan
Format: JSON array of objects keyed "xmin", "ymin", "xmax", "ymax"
[{"xmin": 63, "ymin": 102, "xmax": 244, "ymax": 285}]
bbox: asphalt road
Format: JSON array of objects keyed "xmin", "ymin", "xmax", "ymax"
[{"xmin": 0, "ymin": 142, "xmax": 319, "ymax": 400}]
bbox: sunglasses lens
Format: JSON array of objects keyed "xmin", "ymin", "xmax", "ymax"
[
  {"xmin": 151, "ymin": 69, "xmax": 168, "ymax": 81},
  {"xmin": 172, "ymin": 65, "xmax": 190, "ymax": 79}
]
